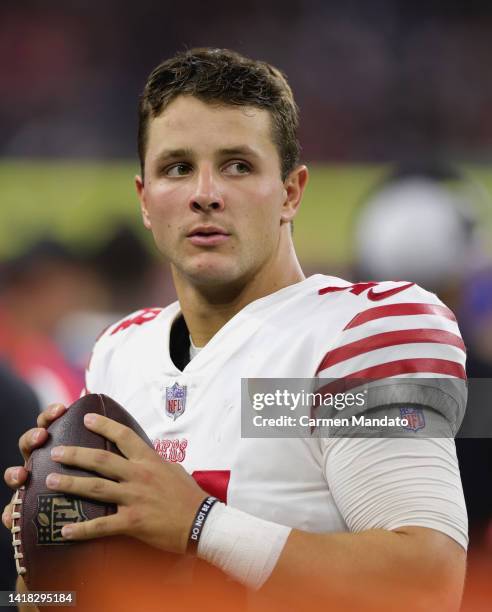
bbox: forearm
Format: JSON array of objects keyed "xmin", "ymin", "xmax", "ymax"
[
  {"xmin": 256, "ymin": 526, "xmax": 466, "ymax": 612},
  {"xmin": 198, "ymin": 503, "xmax": 465, "ymax": 612}
]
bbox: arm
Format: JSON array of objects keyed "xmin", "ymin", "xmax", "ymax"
[
  {"xmin": 41, "ymin": 416, "xmax": 467, "ymax": 612},
  {"xmin": 258, "ymin": 525, "xmax": 465, "ymax": 612},
  {"xmin": 198, "ymin": 436, "xmax": 467, "ymax": 611}
]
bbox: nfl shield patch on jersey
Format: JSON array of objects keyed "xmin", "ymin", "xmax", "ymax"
[
  {"xmin": 400, "ymin": 407, "xmax": 426, "ymax": 432},
  {"xmin": 165, "ymin": 382, "xmax": 187, "ymax": 420}
]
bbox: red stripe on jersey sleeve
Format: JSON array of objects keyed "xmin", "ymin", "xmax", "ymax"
[
  {"xmin": 317, "ymin": 358, "xmax": 466, "ymax": 395},
  {"xmin": 344, "ymin": 303, "xmax": 457, "ymax": 330},
  {"xmin": 316, "ymin": 329, "xmax": 465, "ymax": 374}
]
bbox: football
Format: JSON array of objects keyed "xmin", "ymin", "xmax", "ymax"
[
  {"xmin": 10, "ymin": 394, "xmax": 161, "ymax": 606},
  {"xmin": 11, "ymin": 393, "xmax": 243, "ymax": 610}
]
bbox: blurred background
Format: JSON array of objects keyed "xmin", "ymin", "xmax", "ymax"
[{"xmin": 0, "ymin": 0, "xmax": 491, "ymax": 607}]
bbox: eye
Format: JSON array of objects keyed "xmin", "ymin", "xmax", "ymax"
[
  {"xmin": 223, "ymin": 161, "xmax": 251, "ymax": 176},
  {"xmin": 165, "ymin": 163, "xmax": 192, "ymax": 177}
]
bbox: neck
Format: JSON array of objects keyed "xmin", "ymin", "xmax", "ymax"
[{"xmin": 172, "ymin": 242, "xmax": 304, "ymax": 347}]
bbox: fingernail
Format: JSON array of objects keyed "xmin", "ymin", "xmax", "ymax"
[
  {"xmin": 51, "ymin": 447, "xmax": 64, "ymax": 460},
  {"xmin": 32, "ymin": 430, "xmax": 41, "ymax": 444},
  {"xmin": 50, "ymin": 404, "xmax": 65, "ymax": 417},
  {"xmin": 84, "ymin": 413, "xmax": 96, "ymax": 426},
  {"xmin": 11, "ymin": 469, "xmax": 19, "ymax": 484},
  {"xmin": 62, "ymin": 525, "xmax": 73, "ymax": 539},
  {"xmin": 46, "ymin": 473, "xmax": 60, "ymax": 488}
]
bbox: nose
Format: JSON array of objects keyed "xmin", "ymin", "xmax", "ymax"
[{"xmin": 189, "ymin": 166, "xmax": 225, "ymax": 213}]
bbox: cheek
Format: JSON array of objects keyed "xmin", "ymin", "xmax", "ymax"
[
  {"xmin": 240, "ymin": 181, "xmax": 284, "ymax": 229},
  {"xmin": 145, "ymin": 181, "xmax": 187, "ymax": 225}
]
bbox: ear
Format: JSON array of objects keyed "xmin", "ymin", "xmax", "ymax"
[
  {"xmin": 135, "ymin": 175, "xmax": 152, "ymax": 230},
  {"xmin": 281, "ymin": 165, "xmax": 309, "ymax": 224}
]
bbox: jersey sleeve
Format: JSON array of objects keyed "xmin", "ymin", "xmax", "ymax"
[
  {"xmin": 315, "ymin": 282, "xmax": 467, "ymax": 436},
  {"xmin": 316, "ymin": 282, "xmax": 468, "ymax": 548},
  {"xmin": 323, "ymin": 436, "xmax": 468, "ymax": 550}
]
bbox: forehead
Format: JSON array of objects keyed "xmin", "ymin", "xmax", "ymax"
[{"xmin": 145, "ymin": 95, "xmax": 277, "ymax": 157}]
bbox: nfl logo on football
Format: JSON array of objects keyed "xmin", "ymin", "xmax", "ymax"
[{"xmin": 165, "ymin": 382, "xmax": 187, "ymax": 420}]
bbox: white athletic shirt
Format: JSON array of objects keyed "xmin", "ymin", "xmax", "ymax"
[{"xmin": 85, "ymin": 275, "xmax": 468, "ymax": 549}]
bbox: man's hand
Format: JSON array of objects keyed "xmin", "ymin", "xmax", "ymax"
[
  {"xmin": 2, "ymin": 403, "xmax": 67, "ymax": 530},
  {"xmin": 42, "ymin": 412, "xmax": 207, "ymax": 554}
]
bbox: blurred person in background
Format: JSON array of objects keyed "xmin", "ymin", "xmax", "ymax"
[
  {"xmin": 0, "ymin": 239, "xmax": 94, "ymax": 406},
  {"xmin": 353, "ymin": 162, "xmax": 486, "ymax": 316},
  {"xmin": 86, "ymin": 223, "xmax": 165, "ymax": 314},
  {"xmin": 55, "ymin": 224, "xmax": 174, "ymax": 379},
  {"xmin": 0, "ymin": 363, "xmax": 39, "ymax": 591}
]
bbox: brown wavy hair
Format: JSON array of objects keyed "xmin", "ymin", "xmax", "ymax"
[{"xmin": 138, "ymin": 48, "xmax": 300, "ymax": 180}]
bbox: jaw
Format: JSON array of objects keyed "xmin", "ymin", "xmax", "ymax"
[
  {"xmin": 171, "ymin": 250, "xmax": 249, "ymax": 291},
  {"xmin": 168, "ymin": 223, "xmax": 303, "ymax": 306},
  {"xmin": 170, "ymin": 262, "xmax": 257, "ymax": 307}
]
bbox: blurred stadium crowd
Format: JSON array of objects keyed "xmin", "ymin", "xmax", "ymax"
[
  {"xmin": 1, "ymin": 1, "xmax": 491, "ymax": 609},
  {"xmin": 1, "ymin": 1, "xmax": 492, "ymax": 161}
]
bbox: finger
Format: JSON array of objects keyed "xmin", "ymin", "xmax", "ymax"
[
  {"xmin": 83, "ymin": 413, "xmax": 155, "ymax": 461},
  {"xmin": 37, "ymin": 403, "xmax": 67, "ymax": 428},
  {"xmin": 60, "ymin": 513, "xmax": 125, "ymax": 541},
  {"xmin": 4, "ymin": 466, "xmax": 29, "ymax": 490},
  {"xmin": 45, "ymin": 472, "xmax": 123, "ymax": 504},
  {"xmin": 19, "ymin": 428, "xmax": 49, "ymax": 463},
  {"xmin": 50, "ymin": 446, "xmax": 134, "ymax": 481},
  {"xmin": 2, "ymin": 503, "xmax": 13, "ymax": 530}
]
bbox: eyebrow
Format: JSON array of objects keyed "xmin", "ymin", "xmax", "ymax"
[
  {"xmin": 217, "ymin": 146, "xmax": 260, "ymax": 158},
  {"xmin": 153, "ymin": 148, "xmax": 193, "ymax": 163},
  {"xmin": 153, "ymin": 145, "xmax": 261, "ymax": 164}
]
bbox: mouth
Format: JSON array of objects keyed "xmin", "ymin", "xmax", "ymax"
[{"xmin": 186, "ymin": 226, "xmax": 231, "ymax": 247}]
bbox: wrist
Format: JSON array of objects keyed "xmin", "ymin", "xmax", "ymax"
[
  {"xmin": 179, "ymin": 491, "xmax": 211, "ymax": 554},
  {"xmin": 196, "ymin": 502, "xmax": 291, "ymax": 590},
  {"xmin": 186, "ymin": 495, "xmax": 219, "ymax": 554}
]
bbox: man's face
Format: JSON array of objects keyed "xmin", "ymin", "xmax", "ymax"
[{"xmin": 136, "ymin": 95, "xmax": 302, "ymax": 288}]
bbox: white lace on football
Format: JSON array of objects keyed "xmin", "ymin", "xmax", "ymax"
[{"xmin": 11, "ymin": 488, "xmax": 26, "ymax": 575}]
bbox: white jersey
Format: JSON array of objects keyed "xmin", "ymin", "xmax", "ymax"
[{"xmin": 86, "ymin": 275, "xmax": 468, "ymax": 549}]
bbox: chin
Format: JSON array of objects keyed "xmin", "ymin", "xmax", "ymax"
[
  {"xmin": 188, "ymin": 267, "xmax": 242, "ymax": 287},
  {"xmin": 178, "ymin": 258, "xmax": 244, "ymax": 287}
]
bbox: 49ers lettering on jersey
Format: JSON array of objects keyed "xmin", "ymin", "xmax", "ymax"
[
  {"xmin": 154, "ymin": 438, "xmax": 188, "ymax": 462},
  {"xmin": 84, "ymin": 275, "xmax": 468, "ymax": 549}
]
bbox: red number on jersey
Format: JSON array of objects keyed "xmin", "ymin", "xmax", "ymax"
[
  {"xmin": 192, "ymin": 470, "xmax": 231, "ymax": 503},
  {"xmin": 110, "ymin": 308, "xmax": 162, "ymax": 335}
]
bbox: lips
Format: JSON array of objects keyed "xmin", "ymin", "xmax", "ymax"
[{"xmin": 186, "ymin": 226, "xmax": 231, "ymax": 247}]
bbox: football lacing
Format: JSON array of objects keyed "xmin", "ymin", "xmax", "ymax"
[{"xmin": 11, "ymin": 488, "xmax": 26, "ymax": 575}]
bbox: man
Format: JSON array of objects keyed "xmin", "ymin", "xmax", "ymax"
[
  {"xmin": 3, "ymin": 48, "xmax": 467, "ymax": 611},
  {"xmin": 0, "ymin": 239, "xmax": 85, "ymax": 406}
]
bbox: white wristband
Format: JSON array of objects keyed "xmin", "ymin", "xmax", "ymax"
[{"xmin": 197, "ymin": 502, "xmax": 291, "ymax": 590}]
